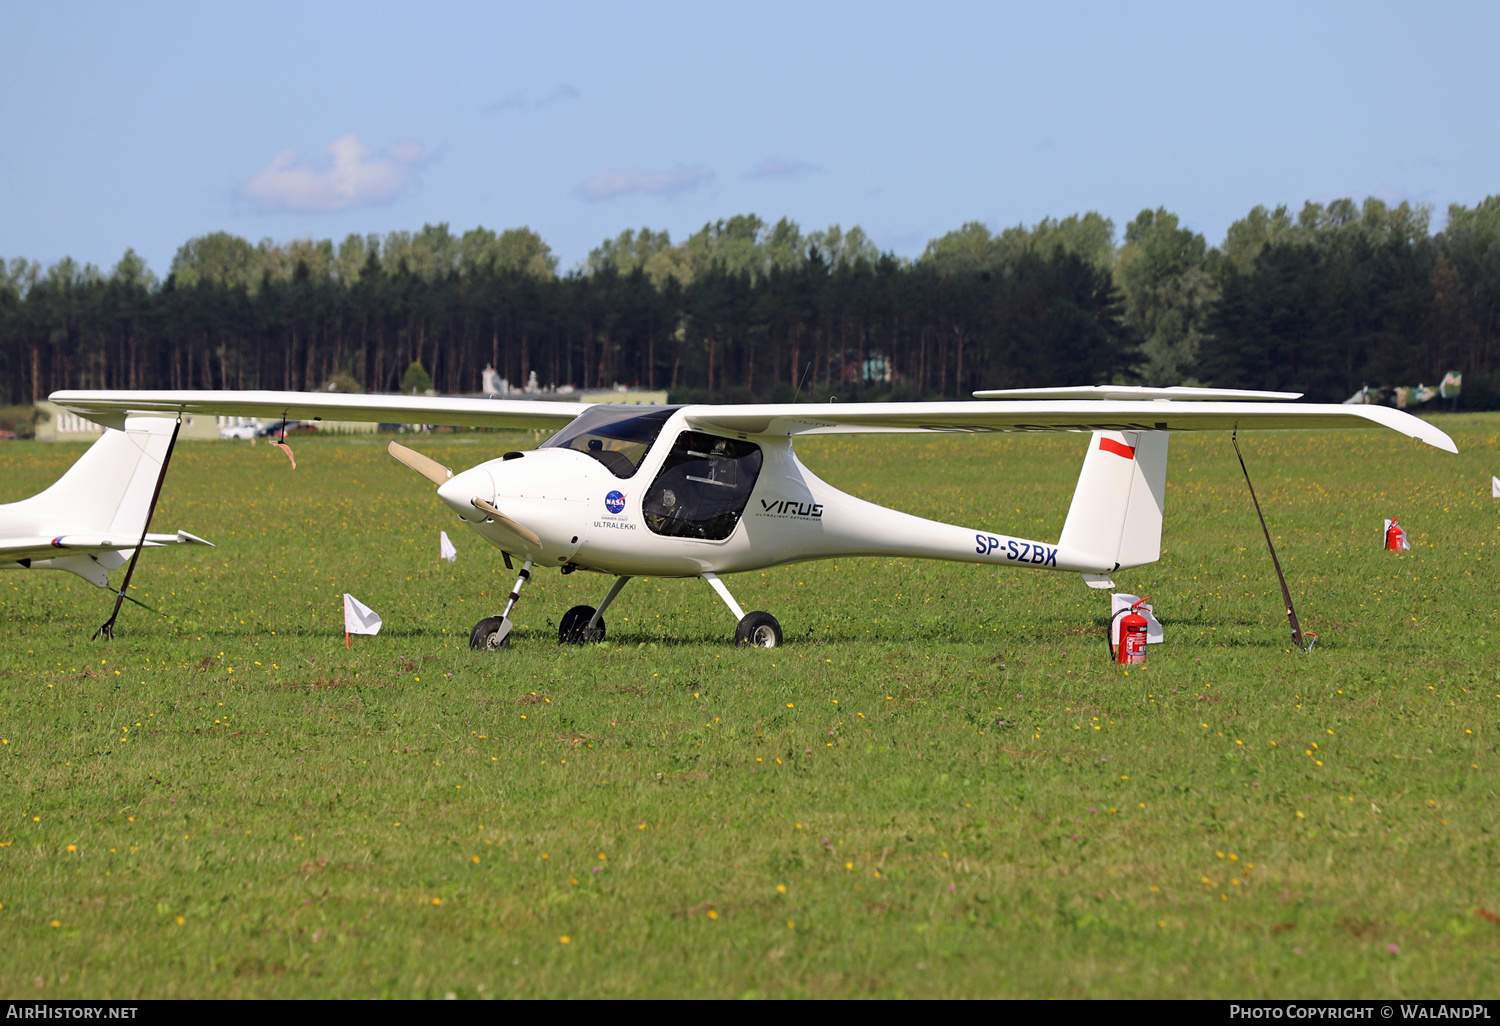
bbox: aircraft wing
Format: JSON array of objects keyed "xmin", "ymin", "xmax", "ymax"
[
  {"xmin": 49, "ymin": 389, "xmax": 1457, "ymax": 453},
  {"xmin": 47, "ymin": 389, "xmax": 591, "ymax": 432},
  {"xmin": 683, "ymin": 400, "xmax": 1458, "ymax": 452}
]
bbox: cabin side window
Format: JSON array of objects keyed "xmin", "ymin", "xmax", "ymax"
[{"xmin": 643, "ymin": 431, "xmax": 763, "ymax": 540}]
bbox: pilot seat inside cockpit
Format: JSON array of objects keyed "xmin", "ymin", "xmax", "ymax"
[{"xmin": 642, "ymin": 431, "xmax": 763, "ymax": 540}]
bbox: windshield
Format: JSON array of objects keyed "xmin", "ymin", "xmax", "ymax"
[{"xmin": 539, "ymin": 404, "xmax": 680, "ymax": 479}]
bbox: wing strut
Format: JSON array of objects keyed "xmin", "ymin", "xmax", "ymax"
[
  {"xmin": 94, "ymin": 416, "xmax": 182, "ymax": 640},
  {"xmin": 1232, "ymin": 429, "xmax": 1316, "ymax": 653}
]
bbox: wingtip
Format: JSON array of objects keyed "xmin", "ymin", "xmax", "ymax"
[
  {"xmin": 1412, "ymin": 425, "xmax": 1459, "ymax": 453},
  {"xmin": 1409, "ymin": 416, "xmax": 1459, "ymax": 454}
]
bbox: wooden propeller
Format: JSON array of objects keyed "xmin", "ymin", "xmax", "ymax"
[
  {"xmin": 387, "ymin": 441, "xmax": 452, "ymax": 485},
  {"xmin": 471, "ymin": 498, "xmax": 543, "ymax": 548}
]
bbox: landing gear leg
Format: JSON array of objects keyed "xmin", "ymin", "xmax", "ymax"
[
  {"xmin": 703, "ymin": 572, "xmax": 783, "ymax": 648},
  {"xmin": 560, "ymin": 575, "xmax": 631, "ymax": 644},
  {"xmin": 470, "ymin": 558, "xmax": 532, "ymax": 651}
]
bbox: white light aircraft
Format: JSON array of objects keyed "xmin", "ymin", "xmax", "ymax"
[
  {"xmin": 48, "ymin": 386, "xmax": 1455, "ymax": 649},
  {"xmin": 0, "ymin": 417, "xmax": 213, "ymax": 590}
]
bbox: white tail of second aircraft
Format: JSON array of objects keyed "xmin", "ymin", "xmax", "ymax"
[
  {"xmin": 3, "ymin": 418, "xmax": 176, "ymax": 537},
  {"xmin": 1057, "ymin": 430, "xmax": 1169, "ymax": 581},
  {"xmin": 0, "ymin": 418, "xmax": 211, "ymax": 587}
]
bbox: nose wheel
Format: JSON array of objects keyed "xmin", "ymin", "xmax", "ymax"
[
  {"xmin": 470, "ymin": 616, "xmax": 511, "ymax": 650},
  {"xmin": 470, "ymin": 558, "xmax": 532, "ymax": 652}
]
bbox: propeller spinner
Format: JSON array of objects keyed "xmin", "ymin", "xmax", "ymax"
[{"xmin": 387, "ymin": 441, "xmax": 542, "ymax": 550}]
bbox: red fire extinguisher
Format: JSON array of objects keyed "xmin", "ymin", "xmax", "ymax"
[
  {"xmin": 1385, "ymin": 518, "xmax": 1408, "ymax": 551},
  {"xmin": 1109, "ymin": 597, "xmax": 1151, "ymax": 665}
]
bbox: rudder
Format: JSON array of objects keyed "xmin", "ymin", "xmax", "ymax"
[{"xmin": 1056, "ymin": 430, "xmax": 1168, "ymax": 574}]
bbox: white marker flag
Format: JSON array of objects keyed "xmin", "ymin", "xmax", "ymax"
[
  {"xmin": 1111, "ymin": 593, "xmax": 1164, "ymax": 645},
  {"xmin": 440, "ymin": 530, "xmax": 457, "ymax": 562},
  {"xmin": 343, "ymin": 593, "xmax": 382, "ymax": 637},
  {"xmin": 1492, "ymin": 476, "xmax": 1499, "ymax": 499}
]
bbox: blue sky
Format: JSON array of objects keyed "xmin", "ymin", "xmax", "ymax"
[{"xmin": 2, "ymin": 0, "xmax": 1496, "ymax": 276}]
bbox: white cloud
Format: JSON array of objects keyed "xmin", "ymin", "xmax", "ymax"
[
  {"xmin": 748, "ymin": 157, "xmax": 822, "ymax": 179},
  {"xmin": 237, "ymin": 134, "xmax": 425, "ymax": 213},
  {"xmin": 578, "ymin": 165, "xmax": 714, "ymax": 202}
]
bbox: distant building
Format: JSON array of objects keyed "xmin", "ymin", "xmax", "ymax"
[
  {"xmin": 576, "ymin": 389, "xmax": 669, "ymax": 406},
  {"xmin": 33, "ymin": 401, "xmax": 219, "ymax": 442},
  {"xmin": 863, "ymin": 351, "xmax": 892, "ymax": 384},
  {"xmin": 479, "ymin": 364, "xmax": 663, "ymax": 405}
]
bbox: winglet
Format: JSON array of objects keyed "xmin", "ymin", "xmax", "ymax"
[{"xmin": 1348, "ymin": 405, "xmax": 1458, "ymax": 453}]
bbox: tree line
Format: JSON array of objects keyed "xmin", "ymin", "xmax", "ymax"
[{"xmin": 2, "ymin": 196, "xmax": 1497, "ymax": 412}]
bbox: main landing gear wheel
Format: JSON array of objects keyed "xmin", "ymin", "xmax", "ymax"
[
  {"xmin": 470, "ymin": 616, "xmax": 511, "ymax": 651},
  {"xmin": 735, "ymin": 611, "xmax": 782, "ymax": 648},
  {"xmin": 559, "ymin": 605, "xmax": 605, "ymax": 644}
]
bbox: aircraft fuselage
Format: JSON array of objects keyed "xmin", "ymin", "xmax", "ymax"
[{"xmin": 434, "ymin": 406, "xmax": 1102, "ymax": 579}]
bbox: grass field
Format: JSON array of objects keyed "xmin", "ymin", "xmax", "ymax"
[{"xmin": 1, "ymin": 417, "xmax": 1497, "ymax": 998}]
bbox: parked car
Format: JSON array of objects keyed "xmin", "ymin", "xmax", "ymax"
[
  {"xmin": 219, "ymin": 423, "xmax": 257, "ymax": 441},
  {"xmin": 257, "ymin": 420, "xmax": 318, "ymax": 439}
]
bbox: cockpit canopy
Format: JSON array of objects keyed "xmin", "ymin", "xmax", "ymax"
[
  {"xmin": 541, "ymin": 405, "xmax": 766, "ymax": 542},
  {"xmin": 539, "ymin": 404, "xmax": 680, "ymax": 479}
]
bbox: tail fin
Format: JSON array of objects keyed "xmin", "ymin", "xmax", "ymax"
[
  {"xmin": 1057, "ymin": 430, "xmax": 1168, "ymax": 579},
  {"xmin": 1, "ymin": 417, "xmax": 177, "ymax": 537}
]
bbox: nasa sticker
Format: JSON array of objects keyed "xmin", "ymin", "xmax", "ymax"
[{"xmin": 604, "ymin": 490, "xmax": 627, "ymax": 515}]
